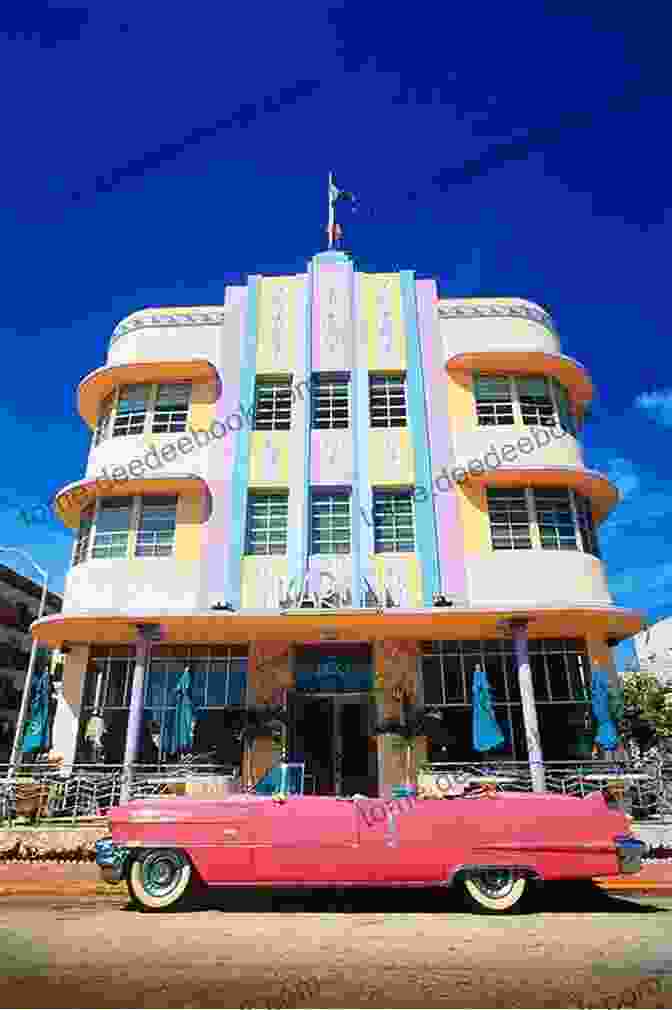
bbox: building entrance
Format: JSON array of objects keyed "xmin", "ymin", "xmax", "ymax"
[
  {"xmin": 288, "ymin": 644, "xmax": 377, "ymax": 796},
  {"xmin": 288, "ymin": 692, "xmax": 376, "ymax": 795}
]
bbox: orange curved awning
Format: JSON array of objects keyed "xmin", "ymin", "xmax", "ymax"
[
  {"xmin": 77, "ymin": 359, "xmax": 219, "ymax": 428},
  {"xmin": 31, "ymin": 604, "xmax": 643, "ymax": 649},
  {"xmin": 459, "ymin": 465, "xmax": 618, "ymax": 523},
  {"xmin": 53, "ymin": 473, "xmax": 210, "ymax": 529},
  {"xmin": 445, "ymin": 350, "xmax": 593, "ymax": 421}
]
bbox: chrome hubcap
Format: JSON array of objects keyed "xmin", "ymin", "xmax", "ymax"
[
  {"xmin": 141, "ymin": 852, "xmax": 184, "ymax": 898},
  {"xmin": 473, "ymin": 869, "xmax": 516, "ymax": 898}
]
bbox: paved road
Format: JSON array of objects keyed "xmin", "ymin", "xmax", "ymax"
[{"xmin": 1, "ymin": 885, "xmax": 672, "ymax": 1008}]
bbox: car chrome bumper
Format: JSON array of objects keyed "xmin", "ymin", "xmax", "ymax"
[
  {"xmin": 95, "ymin": 836, "xmax": 131, "ymax": 883},
  {"xmin": 614, "ymin": 835, "xmax": 647, "ymax": 875}
]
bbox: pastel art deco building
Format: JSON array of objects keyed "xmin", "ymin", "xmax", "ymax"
[{"xmin": 35, "ymin": 250, "xmax": 642, "ymax": 795}]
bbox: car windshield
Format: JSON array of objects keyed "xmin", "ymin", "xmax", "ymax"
[{"xmin": 252, "ymin": 762, "xmax": 305, "ymax": 795}]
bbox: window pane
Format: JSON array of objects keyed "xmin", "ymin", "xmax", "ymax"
[
  {"xmin": 517, "ymin": 375, "xmax": 557, "ymax": 427},
  {"xmin": 94, "ymin": 394, "xmax": 114, "ymax": 446},
  {"xmin": 254, "ymin": 377, "xmax": 293, "ymax": 431},
  {"xmin": 311, "ymin": 374, "xmax": 350, "ymax": 429},
  {"xmin": 135, "ymin": 497, "xmax": 177, "ymax": 557},
  {"xmin": 152, "ymin": 383, "xmax": 190, "ymax": 434},
  {"xmin": 245, "ymin": 493, "xmax": 289, "ymax": 555},
  {"xmin": 369, "ymin": 373, "xmax": 407, "ymax": 428},
  {"xmin": 113, "ymin": 385, "xmax": 149, "ymax": 437},
  {"xmin": 533, "ymin": 489, "xmax": 578, "ymax": 551},
  {"xmin": 552, "ymin": 378, "xmax": 576, "ymax": 436},
  {"xmin": 487, "ymin": 489, "xmax": 532, "ymax": 550},
  {"xmin": 207, "ymin": 661, "xmax": 230, "ymax": 706},
  {"xmin": 373, "ymin": 490, "xmax": 415, "ymax": 553},
  {"xmin": 421, "ymin": 657, "xmax": 444, "ymax": 704},
  {"xmin": 310, "ymin": 492, "xmax": 351, "ymax": 554},
  {"xmin": 474, "ymin": 374, "xmax": 514, "ymax": 426},
  {"xmin": 91, "ymin": 499, "xmax": 131, "ymax": 559},
  {"xmin": 574, "ymin": 493, "xmax": 600, "ymax": 557}
]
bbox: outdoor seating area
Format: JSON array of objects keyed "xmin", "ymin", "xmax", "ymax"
[{"xmin": 0, "ymin": 758, "xmax": 670, "ymax": 825}]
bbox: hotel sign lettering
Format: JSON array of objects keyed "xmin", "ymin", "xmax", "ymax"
[{"xmin": 278, "ymin": 570, "xmax": 399, "ymax": 610}]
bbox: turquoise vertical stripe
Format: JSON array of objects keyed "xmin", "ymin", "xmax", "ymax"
[
  {"xmin": 227, "ymin": 275, "xmax": 260, "ymax": 608},
  {"xmin": 400, "ymin": 270, "xmax": 440, "ymax": 604},
  {"xmin": 351, "ymin": 270, "xmax": 371, "ymax": 606},
  {"xmin": 287, "ymin": 265, "xmax": 312, "ymax": 591}
]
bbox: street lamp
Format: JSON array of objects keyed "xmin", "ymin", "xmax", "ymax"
[{"xmin": 0, "ymin": 547, "xmax": 49, "ymax": 776}]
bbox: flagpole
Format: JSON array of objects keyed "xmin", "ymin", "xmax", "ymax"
[{"xmin": 327, "ymin": 171, "xmax": 334, "ymax": 249}]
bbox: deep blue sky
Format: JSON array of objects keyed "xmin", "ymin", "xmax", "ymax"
[{"xmin": 1, "ymin": 2, "xmax": 670, "ymax": 670}]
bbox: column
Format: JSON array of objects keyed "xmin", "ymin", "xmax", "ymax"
[
  {"xmin": 375, "ymin": 639, "xmax": 419, "ymax": 797},
  {"xmin": 51, "ymin": 645, "xmax": 89, "ymax": 765},
  {"xmin": 246, "ymin": 641, "xmax": 293, "ymax": 788},
  {"xmin": 120, "ymin": 635, "xmax": 152, "ymax": 803},
  {"xmin": 510, "ymin": 619, "xmax": 546, "ymax": 793}
]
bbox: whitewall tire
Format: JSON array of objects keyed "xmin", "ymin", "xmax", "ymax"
[
  {"xmin": 462, "ymin": 868, "xmax": 528, "ymax": 914},
  {"xmin": 127, "ymin": 849, "xmax": 194, "ymax": 911}
]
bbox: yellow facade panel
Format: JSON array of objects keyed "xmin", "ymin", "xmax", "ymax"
[
  {"xmin": 257, "ymin": 276, "xmax": 298, "ymax": 374},
  {"xmin": 248, "ymin": 431, "xmax": 290, "ymax": 485},
  {"xmin": 368, "ymin": 428, "xmax": 415, "ymax": 485}
]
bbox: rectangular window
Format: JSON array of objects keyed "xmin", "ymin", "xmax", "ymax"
[
  {"xmin": 135, "ymin": 496, "xmax": 178, "ymax": 557},
  {"xmin": 372, "ymin": 489, "xmax": 415, "ymax": 552},
  {"xmin": 420, "ymin": 639, "xmax": 591, "ymax": 761},
  {"xmin": 79, "ymin": 646, "xmax": 247, "ymax": 764},
  {"xmin": 91, "ymin": 498, "xmax": 132, "ymax": 559},
  {"xmin": 533, "ymin": 488, "xmax": 579, "ymax": 550},
  {"xmin": 311, "ymin": 373, "xmax": 350, "ymax": 429},
  {"xmin": 369, "ymin": 373, "xmax": 407, "ymax": 428},
  {"xmin": 551, "ymin": 378, "xmax": 576, "ymax": 436},
  {"xmin": 72, "ymin": 506, "xmax": 94, "ymax": 566},
  {"xmin": 245, "ymin": 492, "xmax": 289, "ymax": 555},
  {"xmin": 253, "ymin": 377, "xmax": 293, "ymax": 431},
  {"xmin": 486, "ymin": 488, "xmax": 532, "ymax": 550},
  {"xmin": 574, "ymin": 493, "xmax": 600, "ymax": 557},
  {"xmin": 474, "ymin": 374, "xmax": 514, "ymax": 426},
  {"xmin": 517, "ymin": 375, "xmax": 556, "ymax": 427},
  {"xmin": 93, "ymin": 394, "xmax": 114, "ymax": 447},
  {"xmin": 151, "ymin": 383, "xmax": 190, "ymax": 434},
  {"xmin": 112, "ymin": 385, "xmax": 150, "ymax": 437},
  {"xmin": 310, "ymin": 491, "xmax": 351, "ymax": 554}
]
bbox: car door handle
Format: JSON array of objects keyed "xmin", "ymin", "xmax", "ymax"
[{"xmin": 222, "ymin": 828, "xmax": 239, "ymax": 837}]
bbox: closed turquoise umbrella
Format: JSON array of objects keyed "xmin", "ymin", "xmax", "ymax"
[
  {"xmin": 591, "ymin": 667, "xmax": 618, "ymax": 750},
  {"xmin": 22, "ymin": 665, "xmax": 50, "ymax": 754},
  {"xmin": 166, "ymin": 666, "xmax": 194, "ymax": 757},
  {"xmin": 472, "ymin": 664, "xmax": 505, "ymax": 752}
]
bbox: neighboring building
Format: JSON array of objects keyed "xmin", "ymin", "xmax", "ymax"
[
  {"xmin": 633, "ymin": 618, "xmax": 672, "ymax": 686},
  {"xmin": 34, "ymin": 250, "xmax": 642, "ymax": 793},
  {"xmin": 0, "ymin": 564, "xmax": 62, "ymax": 759}
]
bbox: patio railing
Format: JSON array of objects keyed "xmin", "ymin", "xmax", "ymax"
[
  {"xmin": 423, "ymin": 760, "xmax": 672, "ymax": 820},
  {"xmin": 0, "ymin": 763, "xmax": 241, "ymax": 824},
  {"xmin": 1, "ymin": 759, "xmax": 671, "ymax": 824}
]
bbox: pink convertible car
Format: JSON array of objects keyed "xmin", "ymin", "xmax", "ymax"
[{"xmin": 96, "ymin": 765, "xmax": 645, "ymax": 914}]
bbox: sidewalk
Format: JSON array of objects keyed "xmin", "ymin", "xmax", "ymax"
[{"xmin": 0, "ymin": 862, "xmax": 124, "ymax": 897}]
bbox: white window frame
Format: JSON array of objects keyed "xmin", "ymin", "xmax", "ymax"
[
  {"xmin": 151, "ymin": 384, "xmax": 191, "ymax": 435},
  {"xmin": 311, "ymin": 373, "xmax": 350, "ymax": 430},
  {"xmin": 93, "ymin": 382, "xmax": 192, "ymax": 446},
  {"xmin": 486, "ymin": 486, "xmax": 600, "ymax": 556},
  {"xmin": 73, "ymin": 495, "xmax": 178, "ymax": 564},
  {"xmin": 372, "ymin": 488, "xmax": 415, "ymax": 553},
  {"xmin": 369, "ymin": 373, "xmax": 407, "ymax": 428},
  {"xmin": 310, "ymin": 490, "xmax": 351, "ymax": 555},
  {"xmin": 473, "ymin": 372, "xmax": 577, "ymax": 433},
  {"xmin": 253, "ymin": 377, "xmax": 293, "ymax": 431},
  {"xmin": 244, "ymin": 491, "xmax": 289, "ymax": 555}
]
